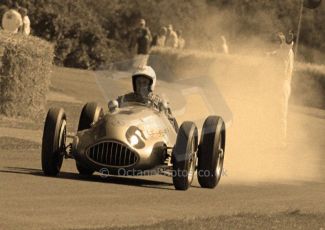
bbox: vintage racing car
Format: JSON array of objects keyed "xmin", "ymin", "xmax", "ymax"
[{"xmin": 41, "ymin": 101, "xmax": 226, "ymax": 190}]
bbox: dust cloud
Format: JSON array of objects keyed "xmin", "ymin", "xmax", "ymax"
[
  {"xmin": 207, "ymin": 53, "xmax": 323, "ymax": 184},
  {"xmin": 174, "ymin": 8, "xmax": 324, "ymax": 184}
]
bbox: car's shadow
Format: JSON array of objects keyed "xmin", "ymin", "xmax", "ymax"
[{"xmin": 0, "ymin": 167, "xmax": 175, "ymax": 190}]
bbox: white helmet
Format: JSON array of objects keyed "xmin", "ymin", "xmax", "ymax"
[{"xmin": 132, "ymin": 66, "xmax": 156, "ymax": 92}]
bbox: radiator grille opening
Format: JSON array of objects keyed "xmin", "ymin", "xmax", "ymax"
[{"xmin": 87, "ymin": 141, "xmax": 138, "ymax": 167}]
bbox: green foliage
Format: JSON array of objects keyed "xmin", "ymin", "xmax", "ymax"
[
  {"xmin": 1, "ymin": 0, "xmax": 128, "ymax": 69},
  {"xmin": 1, "ymin": 0, "xmax": 208, "ymax": 69},
  {"xmin": 86, "ymin": 0, "xmax": 325, "ymax": 64},
  {"xmin": 0, "ymin": 32, "xmax": 53, "ymax": 120},
  {"xmin": 1, "ymin": 0, "xmax": 323, "ymax": 68},
  {"xmin": 206, "ymin": 0, "xmax": 325, "ymax": 63}
]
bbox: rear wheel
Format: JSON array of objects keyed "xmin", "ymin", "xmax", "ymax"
[
  {"xmin": 197, "ymin": 116, "xmax": 226, "ymax": 188},
  {"xmin": 41, "ymin": 108, "xmax": 66, "ymax": 176},
  {"xmin": 172, "ymin": 121, "xmax": 198, "ymax": 190},
  {"xmin": 76, "ymin": 102, "xmax": 104, "ymax": 175}
]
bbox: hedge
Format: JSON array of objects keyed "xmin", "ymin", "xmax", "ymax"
[
  {"xmin": 0, "ymin": 31, "xmax": 54, "ymax": 120},
  {"xmin": 292, "ymin": 63, "xmax": 325, "ymax": 110}
]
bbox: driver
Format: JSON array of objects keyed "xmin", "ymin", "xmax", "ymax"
[{"xmin": 116, "ymin": 66, "xmax": 178, "ymax": 131}]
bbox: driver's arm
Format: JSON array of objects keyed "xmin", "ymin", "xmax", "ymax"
[
  {"xmin": 117, "ymin": 93, "xmax": 133, "ymax": 107},
  {"xmin": 159, "ymin": 100, "xmax": 178, "ymax": 132},
  {"xmin": 151, "ymin": 94, "xmax": 172, "ymax": 115},
  {"xmin": 117, "ymin": 93, "xmax": 147, "ymax": 107}
]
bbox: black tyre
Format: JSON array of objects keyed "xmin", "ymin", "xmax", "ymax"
[
  {"xmin": 42, "ymin": 108, "xmax": 67, "ymax": 176},
  {"xmin": 76, "ymin": 102, "xmax": 104, "ymax": 175},
  {"xmin": 197, "ymin": 116, "xmax": 226, "ymax": 188},
  {"xmin": 172, "ymin": 121, "xmax": 198, "ymax": 190},
  {"xmin": 78, "ymin": 102, "xmax": 104, "ymax": 131}
]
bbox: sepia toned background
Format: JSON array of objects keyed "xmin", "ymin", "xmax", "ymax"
[{"xmin": 0, "ymin": 0, "xmax": 324, "ymax": 229}]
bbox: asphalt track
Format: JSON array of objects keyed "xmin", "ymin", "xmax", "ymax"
[{"xmin": 0, "ymin": 67, "xmax": 324, "ymax": 229}]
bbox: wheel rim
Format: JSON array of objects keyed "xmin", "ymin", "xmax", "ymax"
[
  {"xmin": 216, "ymin": 137, "xmax": 224, "ymax": 179},
  {"xmin": 187, "ymin": 137, "xmax": 196, "ymax": 184},
  {"xmin": 57, "ymin": 120, "xmax": 66, "ymax": 169},
  {"xmin": 58, "ymin": 120, "xmax": 66, "ymax": 149}
]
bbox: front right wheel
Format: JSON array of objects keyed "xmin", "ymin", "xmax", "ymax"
[
  {"xmin": 197, "ymin": 116, "xmax": 226, "ymax": 188},
  {"xmin": 76, "ymin": 102, "xmax": 104, "ymax": 175}
]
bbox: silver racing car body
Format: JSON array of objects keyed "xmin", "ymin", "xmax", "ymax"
[
  {"xmin": 73, "ymin": 103, "xmax": 177, "ymax": 173},
  {"xmin": 41, "ymin": 100, "xmax": 226, "ymax": 190},
  {"xmin": 41, "ymin": 58, "xmax": 229, "ymax": 190}
]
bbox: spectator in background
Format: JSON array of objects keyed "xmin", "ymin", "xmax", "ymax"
[
  {"xmin": 129, "ymin": 18, "xmax": 152, "ymax": 54},
  {"xmin": 268, "ymin": 32, "xmax": 294, "ymax": 142},
  {"xmin": 18, "ymin": 7, "xmax": 30, "ymax": 35},
  {"xmin": 221, "ymin": 35, "xmax": 229, "ymax": 54},
  {"xmin": 1, "ymin": 3, "xmax": 22, "ymax": 34},
  {"xmin": 176, "ymin": 30, "xmax": 185, "ymax": 49},
  {"xmin": 283, "ymin": 33, "xmax": 294, "ymax": 142},
  {"xmin": 286, "ymin": 30, "xmax": 295, "ymax": 45},
  {"xmin": 135, "ymin": 28, "xmax": 151, "ymax": 67},
  {"xmin": 165, "ymin": 24, "xmax": 178, "ymax": 48},
  {"xmin": 129, "ymin": 19, "xmax": 152, "ymax": 68},
  {"xmin": 285, "ymin": 30, "xmax": 296, "ymax": 53},
  {"xmin": 278, "ymin": 32, "xmax": 294, "ymax": 142},
  {"xmin": 152, "ymin": 26, "xmax": 167, "ymax": 47}
]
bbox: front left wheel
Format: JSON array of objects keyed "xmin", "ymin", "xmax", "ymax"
[
  {"xmin": 172, "ymin": 121, "xmax": 198, "ymax": 190},
  {"xmin": 41, "ymin": 108, "xmax": 67, "ymax": 176},
  {"xmin": 197, "ymin": 116, "xmax": 226, "ymax": 188}
]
